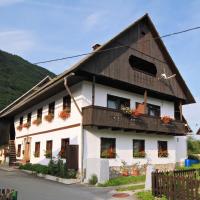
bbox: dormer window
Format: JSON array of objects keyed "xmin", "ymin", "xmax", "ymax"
[{"xmin": 129, "ymin": 55, "xmax": 157, "ymax": 76}]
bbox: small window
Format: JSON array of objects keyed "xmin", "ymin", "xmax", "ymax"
[
  {"xmin": 133, "ymin": 140, "xmax": 145, "ymax": 158},
  {"xmin": 19, "ymin": 117, "xmax": 23, "ymax": 125},
  {"xmin": 34, "ymin": 142, "xmax": 40, "ymax": 157},
  {"xmin": 147, "ymin": 104, "xmax": 160, "ymax": 117},
  {"xmin": 49, "ymin": 102, "xmax": 55, "ymax": 115},
  {"xmin": 37, "ymin": 108, "xmax": 43, "ymax": 120},
  {"xmin": 27, "ymin": 113, "xmax": 32, "ymax": 124},
  {"xmin": 63, "ymin": 96, "xmax": 71, "ymax": 112},
  {"xmin": 60, "ymin": 138, "xmax": 69, "ymax": 158},
  {"xmin": 100, "ymin": 138, "xmax": 116, "ymax": 159},
  {"xmin": 129, "ymin": 55, "xmax": 157, "ymax": 76},
  {"xmin": 158, "ymin": 141, "xmax": 168, "ymax": 158},
  {"xmin": 46, "ymin": 140, "xmax": 53, "ymax": 158},
  {"xmin": 17, "ymin": 144, "xmax": 21, "ymax": 157},
  {"xmin": 107, "ymin": 95, "xmax": 130, "ymax": 110}
]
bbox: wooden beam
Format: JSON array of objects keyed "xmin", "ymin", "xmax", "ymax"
[
  {"xmin": 144, "ymin": 90, "xmax": 147, "ymax": 114},
  {"xmin": 179, "ymin": 101, "xmax": 183, "ymax": 121},
  {"xmin": 92, "ymin": 76, "xmax": 96, "ymax": 105}
]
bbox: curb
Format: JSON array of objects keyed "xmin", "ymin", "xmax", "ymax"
[{"xmin": 20, "ymin": 169, "xmax": 81, "ymax": 185}]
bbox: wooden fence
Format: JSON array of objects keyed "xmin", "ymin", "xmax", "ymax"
[
  {"xmin": 152, "ymin": 169, "xmax": 200, "ymax": 200},
  {"xmin": 0, "ymin": 189, "xmax": 17, "ymax": 200}
]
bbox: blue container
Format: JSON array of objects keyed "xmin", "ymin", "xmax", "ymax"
[
  {"xmin": 185, "ymin": 159, "xmax": 191, "ymax": 167},
  {"xmin": 185, "ymin": 159, "xmax": 200, "ymax": 167}
]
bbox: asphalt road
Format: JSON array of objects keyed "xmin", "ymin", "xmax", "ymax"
[{"xmin": 0, "ymin": 169, "xmax": 135, "ymax": 200}]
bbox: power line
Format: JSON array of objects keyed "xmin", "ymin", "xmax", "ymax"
[{"xmin": 33, "ymin": 25, "xmax": 200, "ymax": 65}]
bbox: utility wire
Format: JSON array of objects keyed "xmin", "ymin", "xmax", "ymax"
[{"xmin": 33, "ymin": 25, "xmax": 200, "ymax": 65}]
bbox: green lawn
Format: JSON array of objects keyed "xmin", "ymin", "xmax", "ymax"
[
  {"xmin": 136, "ymin": 191, "xmax": 167, "ymax": 200},
  {"xmin": 98, "ymin": 175, "xmax": 145, "ymax": 187},
  {"xmin": 116, "ymin": 184, "xmax": 144, "ymax": 191}
]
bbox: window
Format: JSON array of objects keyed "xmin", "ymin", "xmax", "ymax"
[
  {"xmin": 34, "ymin": 142, "xmax": 40, "ymax": 157},
  {"xmin": 147, "ymin": 104, "xmax": 160, "ymax": 117},
  {"xmin": 63, "ymin": 96, "xmax": 71, "ymax": 112},
  {"xmin": 129, "ymin": 55, "xmax": 157, "ymax": 76},
  {"xmin": 49, "ymin": 102, "xmax": 55, "ymax": 115},
  {"xmin": 100, "ymin": 138, "xmax": 116, "ymax": 159},
  {"xmin": 135, "ymin": 102, "xmax": 160, "ymax": 117},
  {"xmin": 46, "ymin": 140, "xmax": 53, "ymax": 158},
  {"xmin": 37, "ymin": 108, "xmax": 43, "ymax": 120},
  {"xmin": 133, "ymin": 140, "xmax": 145, "ymax": 158},
  {"xmin": 158, "ymin": 141, "xmax": 168, "ymax": 158},
  {"xmin": 17, "ymin": 144, "xmax": 21, "ymax": 157},
  {"xmin": 60, "ymin": 138, "xmax": 69, "ymax": 158},
  {"xmin": 19, "ymin": 117, "xmax": 23, "ymax": 125},
  {"xmin": 27, "ymin": 113, "xmax": 32, "ymax": 124},
  {"xmin": 107, "ymin": 95, "xmax": 130, "ymax": 110}
]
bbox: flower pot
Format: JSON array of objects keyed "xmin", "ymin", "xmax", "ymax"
[{"xmin": 131, "ymin": 169, "xmax": 139, "ymax": 176}]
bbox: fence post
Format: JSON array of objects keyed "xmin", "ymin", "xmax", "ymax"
[{"xmin": 145, "ymin": 164, "xmax": 155, "ymax": 190}]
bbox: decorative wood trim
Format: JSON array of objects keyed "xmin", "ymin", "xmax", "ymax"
[{"xmin": 16, "ymin": 123, "xmax": 81, "ymax": 139}]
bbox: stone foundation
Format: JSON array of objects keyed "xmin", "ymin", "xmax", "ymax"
[{"xmin": 109, "ymin": 163, "xmax": 176, "ymax": 179}]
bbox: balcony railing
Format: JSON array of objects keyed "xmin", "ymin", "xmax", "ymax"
[{"xmin": 82, "ymin": 106, "xmax": 186, "ymax": 135}]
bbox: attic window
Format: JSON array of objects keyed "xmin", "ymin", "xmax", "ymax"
[{"xmin": 129, "ymin": 55, "xmax": 157, "ymax": 76}]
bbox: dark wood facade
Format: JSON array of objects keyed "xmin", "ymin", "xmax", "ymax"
[{"xmin": 82, "ymin": 106, "xmax": 186, "ymax": 135}]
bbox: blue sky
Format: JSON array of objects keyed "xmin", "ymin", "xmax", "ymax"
[{"xmin": 0, "ymin": 0, "xmax": 200, "ymax": 133}]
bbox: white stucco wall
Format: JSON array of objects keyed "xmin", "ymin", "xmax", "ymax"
[
  {"xmin": 84, "ymin": 128, "xmax": 176, "ymax": 167},
  {"xmin": 82, "ymin": 81, "xmax": 175, "ymax": 118},
  {"xmin": 175, "ymin": 136, "xmax": 187, "ymax": 164},
  {"xmin": 14, "ymin": 80, "xmax": 184, "ymax": 169}
]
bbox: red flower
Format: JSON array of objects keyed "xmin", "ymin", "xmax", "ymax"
[
  {"xmin": 32, "ymin": 118, "xmax": 42, "ymax": 126},
  {"xmin": 59, "ymin": 110, "xmax": 70, "ymax": 120}
]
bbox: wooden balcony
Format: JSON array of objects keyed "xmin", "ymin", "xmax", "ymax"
[{"xmin": 82, "ymin": 106, "xmax": 186, "ymax": 135}]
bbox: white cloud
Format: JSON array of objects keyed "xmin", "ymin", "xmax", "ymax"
[
  {"xmin": 0, "ymin": 30, "xmax": 35, "ymax": 56},
  {"xmin": 183, "ymin": 97, "xmax": 200, "ymax": 134},
  {"xmin": 84, "ymin": 12, "xmax": 106, "ymax": 31},
  {"xmin": 0, "ymin": 0, "xmax": 23, "ymax": 7}
]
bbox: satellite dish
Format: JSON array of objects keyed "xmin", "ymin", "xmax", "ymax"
[{"xmin": 158, "ymin": 68, "xmax": 176, "ymax": 80}]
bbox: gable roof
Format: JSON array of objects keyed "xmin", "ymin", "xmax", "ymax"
[{"xmin": 0, "ymin": 14, "xmax": 195, "ymax": 118}]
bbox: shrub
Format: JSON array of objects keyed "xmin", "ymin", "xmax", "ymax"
[
  {"xmin": 137, "ymin": 191, "xmax": 167, "ymax": 200},
  {"xmin": 88, "ymin": 174, "xmax": 98, "ymax": 185},
  {"xmin": 67, "ymin": 169, "xmax": 77, "ymax": 179}
]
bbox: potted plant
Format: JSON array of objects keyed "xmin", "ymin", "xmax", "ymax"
[
  {"xmin": 59, "ymin": 109, "xmax": 70, "ymax": 120},
  {"xmin": 23, "ymin": 122, "xmax": 31, "ymax": 129},
  {"xmin": 130, "ymin": 163, "xmax": 140, "ymax": 176},
  {"xmin": 32, "ymin": 118, "xmax": 42, "ymax": 126},
  {"xmin": 121, "ymin": 106, "xmax": 132, "ymax": 116},
  {"xmin": 16, "ymin": 125, "xmax": 23, "ymax": 131},
  {"xmin": 161, "ymin": 116, "xmax": 173, "ymax": 124},
  {"xmin": 44, "ymin": 113, "xmax": 54, "ymax": 122},
  {"xmin": 133, "ymin": 151, "xmax": 145, "ymax": 158}
]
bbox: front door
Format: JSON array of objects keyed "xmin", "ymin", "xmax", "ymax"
[{"xmin": 24, "ymin": 137, "xmax": 31, "ymax": 163}]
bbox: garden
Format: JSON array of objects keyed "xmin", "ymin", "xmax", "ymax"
[{"xmin": 19, "ymin": 159, "xmax": 77, "ymax": 179}]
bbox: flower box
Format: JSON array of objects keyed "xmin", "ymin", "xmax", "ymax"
[
  {"xmin": 59, "ymin": 110, "xmax": 70, "ymax": 120},
  {"xmin": 133, "ymin": 151, "xmax": 145, "ymax": 158},
  {"xmin": 44, "ymin": 113, "xmax": 54, "ymax": 122},
  {"xmin": 23, "ymin": 122, "xmax": 31, "ymax": 129},
  {"xmin": 158, "ymin": 150, "xmax": 168, "ymax": 157},
  {"xmin": 32, "ymin": 118, "xmax": 42, "ymax": 126},
  {"xmin": 16, "ymin": 125, "xmax": 23, "ymax": 131},
  {"xmin": 161, "ymin": 116, "xmax": 173, "ymax": 124}
]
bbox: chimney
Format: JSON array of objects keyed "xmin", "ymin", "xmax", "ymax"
[{"xmin": 92, "ymin": 44, "xmax": 101, "ymax": 51}]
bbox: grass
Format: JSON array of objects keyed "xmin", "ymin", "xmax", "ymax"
[
  {"xmin": 116, "ymin": 184, "xmax": 144, "ymax": 191},
  {"xmin": 176, "ymin": 163, "xmax": 200, "ymax": 170},
  {"xmin": 98, "ymin": 175, "xmax": 145, "ymax": 187},
  {"xmin": 136, "ymin": 191, "xmax": 167, "ymax": 200}
]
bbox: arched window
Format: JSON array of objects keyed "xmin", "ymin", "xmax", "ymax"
[{"xmin": 129, "ymin": 55, "xmax": 157, "ymax": 76}]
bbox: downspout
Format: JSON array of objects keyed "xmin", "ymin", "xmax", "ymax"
[{"xmin": 63, "ymin": 73, "xmax": 84, "ymax": 182}]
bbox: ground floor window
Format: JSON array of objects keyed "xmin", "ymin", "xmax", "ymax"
[
  {"xmin": 100, "ymin": 138, "xmax": 116, "ymax": 159},
  {"xmin": 17, "ymin": 144, "xmax": 21, "ymax": 157},
  {"xmin": 46, "ymin": 140, "xmax": 53, "ymax": 158},
  {"xmin": 60, "ymin": 138, "xmax": 69, "ymax": 158},
  {"xmin": 158, "ymin": 141, "xmax": 168, "ymax": 158},
  {"xmin": 34, "ymin": 142, "xmax": 40, "ymax": 157},
  {"xmin": 133, "ymin": 139, "xmax": 145, "ymax": 158}
]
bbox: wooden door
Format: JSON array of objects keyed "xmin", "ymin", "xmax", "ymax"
[
  {"xmin": 66, "ymin": 145, "xmax": 79, "ymax": 170},
  {"xmin": 24, "ymin": 137, "xmax": 31, "ymax": 162}
]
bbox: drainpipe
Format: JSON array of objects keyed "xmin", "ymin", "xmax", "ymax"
[{"xmin": 63, "ymin": 73, "xmax": 84, "ymax": 182}]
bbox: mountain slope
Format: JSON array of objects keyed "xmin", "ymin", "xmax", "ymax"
[{"xmin": 0, "ymin": 50, "xmax": 55, "ymax": 110}]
